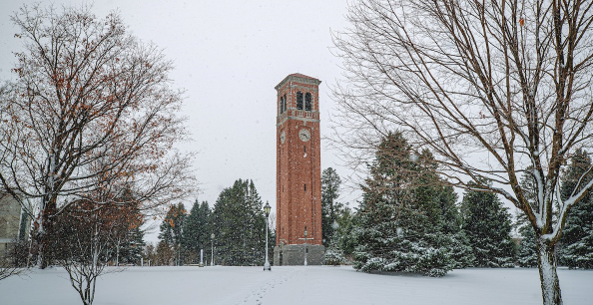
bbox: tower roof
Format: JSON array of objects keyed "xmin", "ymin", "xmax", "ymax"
[
  {"xmin": 275, "ymin": 73, "xmax": 322, "ymax": 90},
  {"xmin": 288, "ymin": 73, "xmax": 320, "ymax": 81}
]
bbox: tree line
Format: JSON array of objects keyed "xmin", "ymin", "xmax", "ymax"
[
  {"xmin": 322, "ymin": 132, "xmax": 593, "ymax": 277},
  {"xmin": 331, "ymin": 0, "xmax": 593, "ymax": 303},
  {"xmin": 149, "ymin": 179, "xmax": 273, "ymax": 267}
]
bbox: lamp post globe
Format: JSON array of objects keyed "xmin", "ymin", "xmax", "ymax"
[{"xmin": 263, "ymin": 202, "xmax": 271, "ymax": 271}]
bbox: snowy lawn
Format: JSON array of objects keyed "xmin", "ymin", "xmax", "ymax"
[{"xmin": 1, "ymin": 266, "xmax": 592, "ymax": 305}]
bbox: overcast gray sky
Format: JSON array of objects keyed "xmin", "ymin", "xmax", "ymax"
[{"xmin": 0, "ymin": 0, "xmax": 358, "ymax": 236}]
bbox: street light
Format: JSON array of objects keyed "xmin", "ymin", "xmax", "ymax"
[
  {"xmin": 304, "ymin": 227, "xmax": 308, "ymax": 266},
  {"xmin": 211, "ymin": 233, "xmax": 215, "ymax": 267},
  {"xmin": 263, "ymin": 202, "xmax": 272, "ymax": 271}
]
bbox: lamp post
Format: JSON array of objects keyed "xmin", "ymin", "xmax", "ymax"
[
  {"xmin": 304, "ymin": 227, "xmax": 308, "ymax": 266},
  {"xmin": 210, "ymin": 233, "xmax": 215, "ymax": 267},
  {"xmin": 263, "ymin": 202, "xmax": 272, "ymax": 271}
]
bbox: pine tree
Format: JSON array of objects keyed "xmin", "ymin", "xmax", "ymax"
[
  {"xmin": 116, "ymin": 225, "xmax": 146, "ymax": 266},
  {"xmin": 516, "ymin": 170, "xmax": 539, "ymax": 267},
  {"xmin": 559, "ymin": 149, "xmax": 593, "ymax": 269},
  {"xmin": 461, "ymin": 183, "xmax": 516, "ymax": 268},
  {"xmin": 326, "ymin": 204, "xmax": 356, "ymax": 261},
  {"xmin": 437, "ymin": 185, "xmax": 474, "ymax": 269},
  {"xmin": 321, "ymin": 167, "xmax": 344, "ymax": 247},
  {"xmin": 113, "ymin": 192, "xmax": 145, "ymax": 266},
  {"xmin": 517, "ymin": 224, "xmax": 538, "ymax": 267},
  {"xmin": 353, "ymin": 132, "xmax": 454, "ymax": 277},
  {"xmin": 211, "ymin": 179, "xmax": 266, "ymax": 266},
  {"xmin": 158, "ymin": 203, "xmax": 187, "ymax": 266},
  {"xmin": 181, "ymin": 200, "xmax": 211, "ymax": 264}
]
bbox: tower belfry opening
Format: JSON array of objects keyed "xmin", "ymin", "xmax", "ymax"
[{"xmin": 274, "ymin": 73, "xmax": 325, "ymax": 265}]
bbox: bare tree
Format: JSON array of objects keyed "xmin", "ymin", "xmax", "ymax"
[
  {"xmin": 0, "ymin": 3, "xmax": 194, "ymax": 268},
  {"xmin": 333, "ymin": 1, "xmax": 593, "ymax": 304},
  {"xmin": 54, "ymin": 198, "xmax": 136, "ymax": 305}
]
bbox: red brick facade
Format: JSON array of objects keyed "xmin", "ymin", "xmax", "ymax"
[{"xmin": 275, "ymin": 74, "xmax": 322, "ymax": 246}]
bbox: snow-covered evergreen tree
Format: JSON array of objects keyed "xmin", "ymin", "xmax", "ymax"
[
  {"xmin": 116, "ymin": 225, "xmax": 145, "ymax": 266},
  {"xmin": 435, "ymin": 184, "xmax": 474, "ymax": 269},
  {"xmin": 181, "ymin": 200, "xmax": 211, "ymax": 264},
  {"xmin": 517, "ymin": 225, "xmax": 538, "ymax": 267},
  {"xmin": 321, "ymin": 167, "xmax": 344, "ymax": 247},
  {"xmin": 461, "ymin": 184, "xmax": 516, "ymax": 267},
  {"xmin": 211, "ymin": 179, "xmax": 266, "ymax": 266},
  {"xmin": 353, "ymin": 132, "xmax": 454, "ymax": 277},
  {"xmin": 324, "ymin": 236, "xmax": 347, "ymax": 266},
  {"xmin": 515, "ymin": 171, "xmax": 539, "ymax": 268},
  {"xmin": 559, "ymin": 149, "xmax": 593, "ymax": 269},
  {"xmin": 158, "ymin": 203, "xmax": 187, "ymax": 266},
  {"xmin": 327, "ymin": 205, "xmax": 357, "ymax": 260}
]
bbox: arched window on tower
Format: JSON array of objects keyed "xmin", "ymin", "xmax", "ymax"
[
  {"xmin": 282, "ymin": 94, "xmax": 287, "ymax": 113},
  {"xmin": 296, "ymin": 91, "xmax": 303, "ymax": 110},
  {"xmin": 305, "ymin": 92, "xmax": 312, "ymax": 111},
  {"xmin": 279, "ymin": 96, "xmax": 284, "ymax": 114}
]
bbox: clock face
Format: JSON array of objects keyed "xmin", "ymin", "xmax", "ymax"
[
  {"xmin": 280, "ymin": 131, "xmax": 286, "ymax": 144},
  {"xmin": 299, "ymin": 129, "xmax": 311, "ymax": 142}
]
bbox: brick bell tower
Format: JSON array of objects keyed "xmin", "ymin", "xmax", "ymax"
[{"xmin": 273, "ymin": 73, "xmax": 325, "ymax": 266}]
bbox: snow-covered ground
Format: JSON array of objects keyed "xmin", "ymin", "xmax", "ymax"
[{"xmin": 1, "ymin": 266, "xmax": 592, "ymax": 305}]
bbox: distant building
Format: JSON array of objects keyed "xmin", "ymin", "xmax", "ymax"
[{"xmin": 0, "ymin": 192, "xmax": 30, "ymax": 257}]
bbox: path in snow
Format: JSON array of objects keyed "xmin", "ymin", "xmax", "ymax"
[{"xmin": 1, "ymin": 266, "xmax": 592, "ymax": 305}]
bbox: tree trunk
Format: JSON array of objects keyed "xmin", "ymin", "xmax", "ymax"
[
  {"xmin": 36, "ymin": 205, "xmax": 56, "ymax": 269},
  {"xmin": 537, "ymin": 238, "xmax": 563, "ymax": 305}
]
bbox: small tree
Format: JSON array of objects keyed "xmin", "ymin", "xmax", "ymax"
[
  {"xmin": 353, "ymin": 132, "xmax": 454, "ymax": 277},
  {"xmin": 181, "ymin": 200, "xmax": 211, "ymax": 264},
  {"xmin": 211, "ymin": 179, "xmax": 266, "ymax": 266},
  {"xmin": 53, "ymin": 197, "xmax": 139, "ymax": 305},
  {"xmin": 461, "ymin": 184, "xmax": 517, "ymax": 268},
  {"xmin": 158, "ymin": 203, "xmax": 187, "ymax": 266},
  {"xmin": 518, "ymin": 224, "xmax": 539, "ymax": 268},
  {"xmin": 321, "ymin": 168, "xmax": 343, "ymax": 247},
  {"xmin": 559, "ymin": 149, "xmax": 593, "ymax": 269}
]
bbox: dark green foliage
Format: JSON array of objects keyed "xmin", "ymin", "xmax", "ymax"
[
  {"xmin": 431, "ymin": 183, "xmax": 473, "ymax": 269},
  {"xmin": 461, "ymin": 185, "xmax": 516, "ymax": 267},
  {"xmin": 321, "ymin": 167, "xmax": 358, "ymax": 262},
  {"xmin": 355, "ymin": 201, "xmax": 453, "ymax": 277},
  {"xmin": 324, "ymin": 246, "xmax": 346, "ymax": 266},
  {"xmin": 448, "ymin": 231, "xmax": 474, "ymax": 269},
  {"xmin": 515, "ymin": 169, "xmax": 539, "ymax": 268},
  {"xmin": 158, "ymin": 203, "xmax": 187, "ymax": 265},
  {"xmin": 324, "ymin": 203, "xmax": 356, "ymax": 263},
  {"xmin": 559, "ymin": 149, "xmax": 593, "ymax": 269},
  {"xmin": 115, "ymin": 225, "xmax": 146, "ymax": 266},
  {"xmin": 211, "ymin": 179, "xmax": 267, "ymax": 266},
  {"xmin": 181, "ymin": 200, "xmax": 211, "ymax": 264},
  {"xmin": 353, "ymin": 132, "xmax": 459, "ymax": 277},
  {"xmin": 517, "ymin": 225, "xmax": 538, "ymax": 267},
  {"xmin": 321, "ymin": 167, "xmax": 343, "ymax": 247},
  {"xmin": 329, "ymin": 205, "xmax": 357, "ymax": 258}
]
